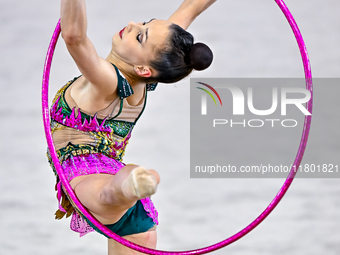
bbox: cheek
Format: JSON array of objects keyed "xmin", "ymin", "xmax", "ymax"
[
  {"xmin": 114, "ymin": 38, "xmax": 151, "ymax": 64},
  {"xmin": 116, "ymin": 44, "xmax": 140, "ymax": 62}
]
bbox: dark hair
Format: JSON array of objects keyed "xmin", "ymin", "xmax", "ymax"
[{"xmin": 146, "ymin": 24, "xmax": 213, "ymax": 84}]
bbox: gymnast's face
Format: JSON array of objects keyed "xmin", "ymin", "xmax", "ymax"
[{"xmin": 111, "ymin": 19, "xmax": 171, "ymax": 77}]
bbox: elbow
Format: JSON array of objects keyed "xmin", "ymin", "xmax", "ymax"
[{"xmin": 61, "ymin": 27, "xmax": 86, "ymax": 45}]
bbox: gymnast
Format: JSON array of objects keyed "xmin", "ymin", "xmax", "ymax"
[{"xmin": 47, "ymin": 0, "xmax": 215, "ymax": 254}]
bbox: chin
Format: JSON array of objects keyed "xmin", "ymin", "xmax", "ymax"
[{"xmin": 111, "ymin": 36, "xmax": 119, "ymax": 50}]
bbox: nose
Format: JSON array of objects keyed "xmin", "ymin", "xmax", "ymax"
[
  {"xmin": 128, "ymin": 21, "xmax": 136, "ymax": 27},
  {"xmin": 127, "ymin": 21, "xmax": 140, "ymax": 32}
]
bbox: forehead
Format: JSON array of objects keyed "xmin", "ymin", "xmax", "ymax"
[
  {"xmin": 148, "ymin": 19, "xmax": 172, "ymax": 27},
  {"xmin": 147, "ymin": 19, "xmax": 172, "ymax": 44}
]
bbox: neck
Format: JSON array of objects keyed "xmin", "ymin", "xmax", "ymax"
[{"xmin": 106, "ymin": 52, "xmax": 145, "ymax": 89}]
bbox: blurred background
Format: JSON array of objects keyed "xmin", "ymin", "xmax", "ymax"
[{"xmin": 0, "ymin": 0, "xmax": 339, "ymax": 254}]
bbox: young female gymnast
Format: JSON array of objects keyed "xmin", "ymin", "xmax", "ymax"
[{"xmin": 48, "ymin": 0, "xmax": 216, "ymax": 254}]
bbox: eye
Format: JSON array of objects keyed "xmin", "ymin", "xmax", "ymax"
[{"xmin": 136, "ymin": 32, "xmax": 142, "ymax": 43}]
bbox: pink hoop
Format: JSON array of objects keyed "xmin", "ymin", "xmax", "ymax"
[{"xmin": 42, "ymin": 0, "xmax": 313, "ymax": 254}]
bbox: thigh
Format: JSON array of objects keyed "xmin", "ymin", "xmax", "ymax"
[
  {"xmin": 69, "ymin": 172, "xmax": 135, "ymax": 224},
  {"xmin": 108, "ymin": 230, "xmax": 157, "ymax": 255}
]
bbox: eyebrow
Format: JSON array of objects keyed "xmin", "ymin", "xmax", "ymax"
[
  {"xmin": 145, "ymin": 28, "xmax": 149, "ymax": 43},
  {"xmin": 144, "ymin": 18, "xmax": 155, "ymax": 44}
]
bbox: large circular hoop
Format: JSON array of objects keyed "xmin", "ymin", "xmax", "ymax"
[{"xmin": 42, "ymin": 0, "xmax": 313, "ymax": 254}]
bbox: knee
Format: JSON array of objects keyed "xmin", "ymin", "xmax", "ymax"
[{"xmin": 99, "ymin": 185, "xmax": 116, "ymax": 205}]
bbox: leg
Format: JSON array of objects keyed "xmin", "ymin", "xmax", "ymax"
[
  {"xmin": 108, "ymin": 230, "xmax": 157, "ymax": 255},
  {"xmin": 69, "ymin": 165, "xmax": 160, "ymax": 224}
]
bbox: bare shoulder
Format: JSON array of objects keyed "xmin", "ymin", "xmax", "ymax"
[
  {"xmin": 80, "ymin": 56, "xmax": 119, "ymax": 97},
  {"xmin": 64, "ymin": 35, "xmax": 119, "ymax": 97},
  {"xmin": 70, "ymin": 61, "xmax": 120, "ymax": 113}
]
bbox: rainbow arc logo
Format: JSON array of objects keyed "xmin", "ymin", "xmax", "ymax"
[{"xmin": 196, "ymin": 82, "xmax": 223, "ymax": 106}]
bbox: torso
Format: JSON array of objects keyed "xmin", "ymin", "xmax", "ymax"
[
  {"xmin": 48, "ymin": 67, "xmax": 159, "ymax": 228},
  {"xmin": 49, "ymin": 72, "xmax": 148, "ymax": 162},
  {"xmin": 48, "ymin": 62, "xmax": 157, "ymax": 164}
]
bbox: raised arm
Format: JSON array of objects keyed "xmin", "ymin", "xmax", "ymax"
[
  {"xmin": 60, "ymin": 0, "xmax": 117, "ymax": 95},
  {"xmin": 168, "ymin": 0, "xmax": 217, "ymax": 30}
]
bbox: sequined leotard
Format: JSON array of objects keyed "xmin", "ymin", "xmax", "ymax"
[{"xmin": 47, "ymin": 64, "xmax": 158, "ymax": 237}]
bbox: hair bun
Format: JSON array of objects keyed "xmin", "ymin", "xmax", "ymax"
[{"xmin": 188, "ymin": 42, "xmax": 213, "ymax": 71}]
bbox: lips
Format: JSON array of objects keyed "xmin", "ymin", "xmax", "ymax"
[{"xmin": 119, "ymin": 27, "xmax": 125, "ymax": 39}]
